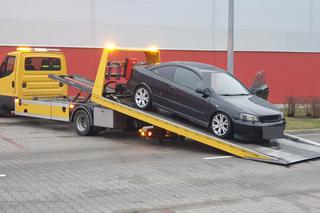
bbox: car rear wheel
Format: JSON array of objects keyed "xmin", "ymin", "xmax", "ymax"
[
  {"xmin": 134, "ymin": 86, "xmax": 151, "ymax": 110},
  {"xmin": 211, "ymin": 112, "xmax": 232, "ymax": 138}
]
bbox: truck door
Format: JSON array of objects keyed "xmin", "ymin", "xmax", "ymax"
[{"xmin": 0, "ymin": 55, "xmax": 17, "ymax": 97}]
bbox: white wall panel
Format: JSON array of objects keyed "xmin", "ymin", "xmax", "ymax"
[
  {"xmin": 234, "ymin": 0, "xmax": 312, "ymax": 51},
  {"xmin": 0, "ymin": 0, "xmax": 92, "ymax": 21},
  {"xmin": 95, "ymin": 0, "xmax": 211, "ymax": 27},
  {"xmin": 310, "ymin": 0, "xmax": 320, "ymax": 51},
  {"xmin": 0, "ymin": 0, "xmax": 319, "ymax": 52},
  {"xmin": 93, "ymin": 0, "xmax": 214, "ymax": 49},
  {"xmin": 0, "ymin": 0, "xmax": 93, "ymax": 46}
]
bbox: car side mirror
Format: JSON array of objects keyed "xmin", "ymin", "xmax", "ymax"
[
  {"xmin": 195, "ymin": 88, "xmax": 211, "ymax": 98},
  {"xmin": 250, "ymin": 71, "xmax": 269, "ymax": 100},
  {"xmin": 251, "ymin": 84, "xmax": 269, "ymax": 100}
]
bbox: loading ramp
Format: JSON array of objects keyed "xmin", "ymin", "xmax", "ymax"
[{"xmin": 49, "ymin": 74, "xmax": 94, "ymax": 93}]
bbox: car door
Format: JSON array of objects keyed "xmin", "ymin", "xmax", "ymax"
[
  {"xmin": 148, "ymin": 66, "xmax": 176, "ymax": 108},
  {"xmin": 170, "ymin": 67, "xmax": 211, "ymax": 125},
  {"xmin": 250, "ymin": 71, "xmax": 269, "ymax": 100}
]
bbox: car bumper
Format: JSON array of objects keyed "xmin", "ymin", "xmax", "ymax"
[{"xmin": 232, "ymin": 118, "xmax": 286, "ymax": 141}]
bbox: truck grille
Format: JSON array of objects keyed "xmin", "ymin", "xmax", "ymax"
[{"xmin": 260, "ymin": 115, "xmax": 281, "ymax": 123}]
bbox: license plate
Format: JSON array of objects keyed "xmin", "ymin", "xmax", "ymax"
[{"xmin": 263, "ymin": 126, "xmax": 284, "ymax": 139}]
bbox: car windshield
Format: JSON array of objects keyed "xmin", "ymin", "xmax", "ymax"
[{"xmin": 203, "ymin": 71, "xmax": 250, "ymax": 96}]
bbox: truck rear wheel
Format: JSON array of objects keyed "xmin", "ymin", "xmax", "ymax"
[{"xmin": 73, "ymin": 110, "xmax": 96, "ymax": 136}]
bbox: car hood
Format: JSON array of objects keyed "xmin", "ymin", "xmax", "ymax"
[{"xmin": 219, "ymin": 95, "xmax": 281, "ymax": 116}]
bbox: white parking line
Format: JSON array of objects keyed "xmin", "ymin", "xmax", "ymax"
[
  {"xmin": 204, "ymin": 156, "xmax": 233, "ymax": 160},
  {"xmin": 0, "ymin": 174, "xmax": 7, "ymax": 177}
]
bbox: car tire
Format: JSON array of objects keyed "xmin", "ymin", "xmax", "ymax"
[
  {"xmin": 134, "ymin": 86, "xmax": 152, "ymax": 110},
  {"xmin": 211, "ymin": 112, "xmax": 233, "ymax": 139},
  {"xmin": 73, "ymin": 110, "xmax": 96, "ymax": 136}
]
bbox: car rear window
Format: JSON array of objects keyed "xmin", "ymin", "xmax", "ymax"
[
  {"xmin": 151, "ymin": 66, "xmax": 176, "ymax": 80},
  {"xmin": 25, "ymin": 57, "xmax": 61, "ymax": 71},
  {"xmin": 173, "ymin": 67, "xmax": 202, "ymax": 90}
]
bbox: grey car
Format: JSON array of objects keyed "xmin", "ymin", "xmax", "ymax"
[{"xmin": 127, "ymin": 61, "xmax": 285, "ymax": 141}]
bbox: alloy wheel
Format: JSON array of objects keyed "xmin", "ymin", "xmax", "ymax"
[
  {"xmin": 212, "ymin": 113, "xmax": 229, "ymax": 137},
  {"xmin": 135, "ymin": 87, "xmax": 150, "ymax": 108}
]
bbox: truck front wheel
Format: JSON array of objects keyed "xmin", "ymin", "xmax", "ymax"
[{"xmin": 73, "ymin": 110, "xmax": 96, "ymax": 136}]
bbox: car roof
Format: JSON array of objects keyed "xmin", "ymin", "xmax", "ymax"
[{"xmin": 147, "ymin": 61, "xmax": 225, "ymax": 73}]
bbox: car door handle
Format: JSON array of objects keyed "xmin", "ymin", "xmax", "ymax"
[
  {"xmin": 170, "ymin": 86, "xmax": 175, "ymax": 92},
  {"xmin": 11, "ymin": 81, "xmax": 15, "ymax": 88}
]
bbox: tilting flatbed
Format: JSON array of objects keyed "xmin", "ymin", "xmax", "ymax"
[{"xmin": 51, "ymin": 47, "xmax": 320, "ymax": 165}]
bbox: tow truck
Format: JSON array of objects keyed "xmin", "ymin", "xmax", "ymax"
[{"xmin": 0, "ymin": 46, "xmax": 320, "ymax": 165}]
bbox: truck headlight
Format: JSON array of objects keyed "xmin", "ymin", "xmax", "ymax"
[
  {"xmin": 280, "ymin": 112, "xmax": 285, "ymax": 120},
  {"xmin": 239, "ymin": 113, "xmax": 259, "ymax": 122}
]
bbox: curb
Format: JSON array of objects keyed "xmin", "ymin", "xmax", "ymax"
[{"xmin": 285, "ymin": 129, "xmax": 320, "ymax": 135}]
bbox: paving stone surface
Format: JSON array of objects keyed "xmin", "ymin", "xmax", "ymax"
[{"xmin": 0, "ymin": 117, "xmax": 319, "ymax": 213}]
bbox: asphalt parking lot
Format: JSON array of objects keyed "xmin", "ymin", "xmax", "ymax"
[{"xmin": 0, "ymin": 117, "xmax": 320, "ymax": 213}]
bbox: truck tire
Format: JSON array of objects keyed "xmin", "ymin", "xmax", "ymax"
[{"xmin": 73, "ymin": 110, "xmax": 96, "ymax": 136}]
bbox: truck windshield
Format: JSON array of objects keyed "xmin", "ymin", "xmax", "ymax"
[
  {"xmin": 0, "ymin": 56, "xmax": 15, "ymax": 78},
  {"xmin": 204, "ymin": 71, "xmax": 250, "ymax": 96}
]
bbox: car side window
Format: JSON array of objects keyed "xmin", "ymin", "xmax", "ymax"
[
  {"xmin": 0, "ymin": 56, "xmax": 16, "ymax": 78},
  {"xmin": 151, "ymin": 66, "xmax": 176, "ymax": 81},
  {"xmin": 173, "ymin": 67, "xmax": 202, "ymax": 90}
]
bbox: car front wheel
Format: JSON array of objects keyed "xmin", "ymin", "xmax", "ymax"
[
  {"xmin": 211, "ymin": 112, "xmax": 232, "ymax": 138},
  {"xmin": 134, "ymin": 86, "xmax": 151, "ymax": 110}
]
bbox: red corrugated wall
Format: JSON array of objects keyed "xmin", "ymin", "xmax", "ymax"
[{"xmin": 1, "ymin": 46, "xmax": 319, "ymax": 103}]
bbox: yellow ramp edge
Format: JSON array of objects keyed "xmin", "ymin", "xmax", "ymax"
[{"xmin": 92, "ymin": 95, "xmax": 275, "ymax": 162}]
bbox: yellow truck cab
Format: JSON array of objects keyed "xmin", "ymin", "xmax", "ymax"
[{"xmin": 0, "ymin": 47, "xmax": 67, "ymax": 116}]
